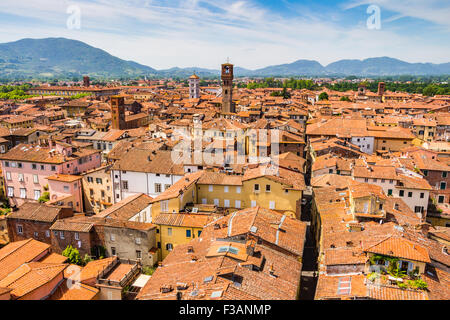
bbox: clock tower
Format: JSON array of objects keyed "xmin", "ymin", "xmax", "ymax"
[{"xmin": 221, "ymin": 62, "xmax": 235, "ymax": 114}]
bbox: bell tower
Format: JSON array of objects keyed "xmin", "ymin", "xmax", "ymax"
[
  {"xmin": 111, "ymin": 96, "xmax": 126, "ymax": 130},
  {"xmin": 221, "ymin": 61, "xmax": 235, "ymax": 114}
]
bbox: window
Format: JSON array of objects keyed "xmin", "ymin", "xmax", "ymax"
[
  {"xmin": 373, "ymin": 179, "xmax": 377, "ymax": 183},
  {"xmin": 269, "ymin": 201, "xmax": 275, "ymax": 209},
  {"xmin": 136, "ymin": 250, "xmax": 142, "ymax": 259},
  {"xmin": 111, "ymin": 247, "xmax": 116, "ymax": 255},
  {"xmin": 75, "ymin": 232, "xmax": 80, "ymax": 240},
  {"xmin": 122, "ymin": 181, "xmax": 129, "ymax": 190},
  {"xmin": 155, "ymin": 183, "xmax": 162, "ymax": 193},
  {"xmin": 399, "ymin": 190, "xmax": 404, "ymax": 197},
  {"xmin": 110, "ymin": 234, "xmax": 115, "ymax": 241},
  {"xmin": 364, "ymin": 178, "xmax": 369, "ymax": 183},
  {"xmin": 32, "ymin": 164, "xmax": 37, "ymax": 170},
  {"xmin": 235, "ymin": 200, "xmax": 241, "ymax": 208},
  {"xmin": 214, "ymin": 199, "xmax": 219, "ymax": 206},
  {"xmin": 6, "ymin": 172, "xmax": 11, "ymax": 180},
  {"xmin": 186, "ymin": 230, "xmax": 191, "ymax": 238},
  {"xmin": 161, "ymin": 200, "xmax": 169, "ymax": 213},
  {"xmin": 18, "ymin": 173, "xmax": 24, "ymax": 182},
  {"xmin": 96, "ymin": 178, "xmax": 102, "ymax": 184},
  {"xmin": 40, "ymin": 165, "xmax": 45, "ymax": 170},
  {"xmin": 266, "ymin": 185, "xmax": 271, "ymax": 192},
  {"xmin": 329, "ymin": 169, "xmax": 333, "ymax": 174},
  {"xmin": 60, "ymin": 231, "xmax": 65, "ymax": 239},
  {"xmin": 198, "ymin": 230, "xmax": 202, "ymax": 237},
  {"xmin": 208, "ymin": 185, "xmax": 213, "ymax": 192},
  {"xmin": 34, "ymin": 190, "xmax": 41, "ymax": 200},
  {"xmin": 51, "ymin": 165, "xmax": 56, "ymax": 171},
  {"xmin": 136, "ymin": 237, "xmax": 141, "ymax": 245},
  {"xmin": 254, "ymin": 184, "xmax": 260, "ymax": 192},
  {"xmin": 443, "ymin": 172, "xmax": 448, "ymax": 178},
  {"xmin": 20, "ymin": 188, "xmax": 26, "ymax": 199},
  {"xmin": 236, "ymin": 186, "xmax": 241, "ymax": 194},
  {"xmin": 390, "ymin": 180, "xmax": 394, "ymax": 184},
  {"xmin": 423, "ymin": 170, "xmax": 428, "ymax": 176},
  {"xmin": 17, "ymin": 162, "xmax": 22, "ymax": 168},
  {"xmin": 45, "ymin": 230, "xmax": 50, "ymax": 238},
  {"xmin": 33, "ymin": 174, "xmax": 39, "ymax": 184},
  {"xmin": 166, "ymin": 243, "xmax": 173, "ymax": 251},
  {"xmin": 63, "ymin": 186, "xmax": 69, "ymax": 192},
  {"xmin": 381, "ymin": 179, "xmax": 385, "ymax": 183},
  {"xmin": 388, "ymin": 189, "xmax": 393, "ymax": 196},
  {"xmin": 224, "ymin": 186, "xmax": 229, "ymax": 193},
  {"xmin": 251, "ymin": 200, "xmax": 257, "ymax": 207},
  {"xmin": 4, "ymin": 161, "xmax": 9, "ymax": 167},
  {"xmin": 87, "ymin": 177, "xmax": 93, "ymax": 183},
  {"xmin": 34, "ymin": 232, "xmax": 38, "ymax": 238},
  {"xmin": 17, "ymin": 225, "xmax": 23, "ymax": 234},
  {"xmin": 440, "ymin": 182, "xmax": 447, "ymax": 190},
  {"xmin": 167, "ymin": 228, "xmax": 172, "ymax": 236},
  {"xmin": 438, "ymin": 195, "xmax": 445, "ymax": 204},
  {"xmin": 414, "ymin": 206, "xmax": 424, "ymax": 213},
  {"xmin": 224, "ymin": 199, "xmax": 230, "ymax": 208},
  {"xmin": 408, "ymin": 192, "xmax": 413, "ymax": 198},
  {"xmin": 420, "ymin": 193, "xmax": 424, "ymax": 199}
]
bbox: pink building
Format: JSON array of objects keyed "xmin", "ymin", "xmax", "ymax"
[
  {"xmin": 46, "ymin": 174, "xmax": 84, "ymax": 213},
  {"xmin": 0, "ymin": 143, "xmax": 101, "ymax": 210}
]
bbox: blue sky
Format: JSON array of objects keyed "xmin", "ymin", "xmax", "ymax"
[{"xmin": 0, "ymin": 0, "xmax": 449, "ymax": 69}]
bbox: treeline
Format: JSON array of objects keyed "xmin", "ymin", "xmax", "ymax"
[
  {"xmin": 245, "ymin": 78, "xmax": 318, "ymax": 90},
  {"xmin": 0, "ymin": 84, "xmax": 33, "ymax": 100},
  {"xmin": 324, "ymin": 81, "xmax": 450, "ymax": 96}
]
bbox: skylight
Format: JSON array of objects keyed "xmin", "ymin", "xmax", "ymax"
[{"xmin": 217, "ymin": 246, "xmax": 239, "ymax": 255}]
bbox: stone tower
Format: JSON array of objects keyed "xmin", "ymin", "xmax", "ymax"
[
  {"xmin": 221, "ymin": 62, "xmax": 235, "ymax": 113},
  {"xmin": 83, "ymin": 76, "xmax": 90, "ymax": 87},
  {"xmin": 378, "ymin": 82, "xmax": 386, "ymax": 96},
  {"xmin": 188, "ymin": 73, "xmax": 200, "ymax": 99},
  {"xmin": 111, "ymin": 96, "xmax": 126, "ymax": 130}
]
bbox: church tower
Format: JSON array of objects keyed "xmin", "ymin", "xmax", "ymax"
[
  {"xmin": 188, "ymin": 73, "xmax": 200, "ymax": 99},
  {"xmin": 221, "ymin": 62, "xmax": 235, "ymax": 114},
  {"xmin": 111, "ymin": 96, "xmax": 126, "ymax": 130}
]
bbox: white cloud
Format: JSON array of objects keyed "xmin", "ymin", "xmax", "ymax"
[
  {"xmin": 343, "ymin": 0, "xmax": 450, "ymax": 29},
  {"xmin": 0, "ymin": 0, "xmax": 448, "ymax": 69}
]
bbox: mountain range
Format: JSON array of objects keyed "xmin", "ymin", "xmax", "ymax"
[{"xmin": 0, "ymin": 38, "xmax": 449, "ymax": 79}]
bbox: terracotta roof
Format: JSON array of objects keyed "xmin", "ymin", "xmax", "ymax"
[
  {"xmin": 8, "ymin": 202, "xmax": 67, "ymax": 223},
  {"xmin": 365, "ymin": 236, "xmax": 431, "ymax": 263},
  {"xmin": 0, "ymin": 262, "xmax": 67, "ymax": 299},
  {"xmin": 0, "ymin": 239, "xmax": 51, "ymax": 280},
  {"xmin": 97, "ymin": 193, "xmax": 153, "ymax": 220}
]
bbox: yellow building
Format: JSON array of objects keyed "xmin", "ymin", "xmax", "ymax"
[
  {"xmin": 412, "ymin": 119, "xmax": 437, "ymax": 143},
  {"xmin": 196, "ymin": 165, "xmax": 305, "ymax": 218},
  {"xmin": 154, "ymin": 213, "xmax": 211, "ymax": 260},
  {"xmin": 81, "ymin": 165, "xmax": 113, "ymax": 214},
  {"xmin": 0, "ymin": 116, "xmax": 34, "ymax": 129},
  {"xmin": 370, "ymin": 127, "xmax": 416, "ymax": 153},
  {"xmin": 149, "ymin": 167, "xmax": 305, "ymax": 260}
]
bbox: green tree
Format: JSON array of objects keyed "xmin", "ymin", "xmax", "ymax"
[
  {"xmin": 38, "ymin": 192, "xmax": 50, "ymax": 203},
  {"xmin": 319, "ymin": 92, "xmax": 329, "ymax": 101},
  {"xmin": 340, "ymin": 96, "xmax": 351, "ymax": 102},
  {"xmin": 423, "ymin": 84, "xmax": 439, "ymax": 97},
  {"xmin": 62, "ymin": 245, "xmax": 82, "ymax": 265}
]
